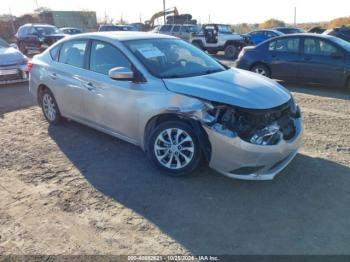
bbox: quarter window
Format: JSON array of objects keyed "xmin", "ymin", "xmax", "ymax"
[
  {"xmin": 304, "ymin": 38, "xmax": 338, "ymax": 56},
  {"xmin": 58, "ymin": 40, "xmax": 87, "ymax": 68},
  {"xmin": 273, "ymin": 38, "xmax": 300, "ymax": 53},
  {"xmin": 89, "ymin": 41, "xmax": 131, "ymax": 75},
  {"xmin": 50, "ymin": 44, "xmax": 61, "ymax": 61}
]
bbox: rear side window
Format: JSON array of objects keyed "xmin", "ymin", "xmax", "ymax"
[
  {"xmin": 272, "ymin": 38, "xmax": 300, "ymax": 53},
  {"xmin": 50, "ymin": 44, "xmax": 61, "ymax": 61},
  {"xmin": 89, "ymin": 41, "xmax": 131, "ymax": 75},
  {"xmin": 304, "ymin": 38, "xmax": 338, "ymax": 56},
  {"xmin": 160, "ymin": 25, "xmax": 173, "ymax": 32},
  {"xmin": 59, "ymin": 40, "xmax": 87, "ymax": 68}
]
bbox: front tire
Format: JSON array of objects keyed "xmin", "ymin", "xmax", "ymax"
[
  {"xmin": 251, "ymin": 64, "xmax": 271, "ymax": 78},
  {"xmin": 147, "ymin": 121, "xmax": 202, "ymax": 176},
  {"xmin": 40, "ymin": 89, "xmax": 63, "ymax": 124}
]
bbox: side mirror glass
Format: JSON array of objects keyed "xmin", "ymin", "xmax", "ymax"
[{"xmin": 109, "ymin": 67, "xmax": 134, "ymax": 80}]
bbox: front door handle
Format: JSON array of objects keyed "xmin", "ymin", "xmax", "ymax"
[{"xmin": 304, "ymin": 56, "xmax": 312, "ymax": 61}]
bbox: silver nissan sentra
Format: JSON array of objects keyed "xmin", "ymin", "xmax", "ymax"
[{"xmin": 29, "ymin": 32, "xmax": 303, "ymax": 180}]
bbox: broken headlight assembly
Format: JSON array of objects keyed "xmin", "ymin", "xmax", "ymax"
[{"xmin": 203, "ymin": 99, "xmax": 301, "ymax": 146}]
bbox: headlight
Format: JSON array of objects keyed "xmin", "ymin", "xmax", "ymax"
[{"xmin": 39, "ymin": 37, "xmax": 45, "ymax": 42}]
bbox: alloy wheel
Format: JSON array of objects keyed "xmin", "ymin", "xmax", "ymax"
[
  {"xmin": 42, "ymin": 93, "xmax": 57, "ymax": 122},
  {"xmin": 154, "ymin": 128, "xmax": 195, "ymax": 170}
]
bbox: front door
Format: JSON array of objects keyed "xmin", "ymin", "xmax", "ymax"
[
  {"xmin": 268, "ymin": 37, "xmax": 302, "ymax": 80},
  {"xmin": 80, "ymin": 40, "xmax": 141, "ymax": 141}
]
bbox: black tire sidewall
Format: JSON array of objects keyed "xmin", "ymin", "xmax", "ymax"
[
  {"xmin": 251, "ymin": 64, "xmax": 271, "ymax": 78},
  {"xmin": 40, "ymin": 89, "xmax": 62, "ymax": 125},
  {"xmin": 147, "ymin": 121, "xmax": 202, "ymax": 176},
  {"xmin": 224, "ymin": 45, "xmax": 237, "ymax": 59}
]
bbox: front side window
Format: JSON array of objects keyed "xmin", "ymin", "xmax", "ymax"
[
  {"xmin": 124, "ymin": 38, "xmax": 226, "ymax": 78},
  {"xmin": 90, "ymin": 41, "xmax": 131, "ymax": 75},
  {"xmin": 59, "ymin": 40, "xmax": 87, "ymax": 68},
  {"xmin": 274, "ymin": 38, "xmax": 300, "ymax": 53},
  {"xmin": 304, "ymin": 38, "xmax": 338, "ymax": 56}
]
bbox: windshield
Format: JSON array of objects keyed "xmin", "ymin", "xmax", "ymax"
[
  {"xmin": 0, "ymin": 38, "xmax": 9, "ymax": 48},
  {"xmin": 35, "ymin": 26, "xmax": 62, "ymax": 35},
  {"xmin": 124, "ymin": 38, "xmax": 226, "ymax": 79},
  {"xmin": 218, "ymin": 25, "xmax": 233, "ymax": 34}
]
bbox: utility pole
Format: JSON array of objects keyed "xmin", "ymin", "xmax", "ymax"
[
  {"xmin": 9, "ymin": 8, "xmax": 16, "ymax": 36},
  {"xmin": 163, "ymin": 0, "xmax": 166, "ymax": 24},
  {"xmin": 294, "ymin": 7, "xmax": 297, "ymax": 26}
]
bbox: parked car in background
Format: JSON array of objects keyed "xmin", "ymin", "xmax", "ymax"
[
  {"xmin": 191, "ymin": 24, "xmax": 249, "ymax": 59},
  {"xmin": 274, "ymin": 27, "xmax": 305, "ymax": 34},
  {"xmin": 245, "ymin": 29, "xmax": 283, "ymax": 45},
  {"xmin": 152, "ymin": 24, "xmax": 201, "ymax": 41},
  {"xmin": 98, "ymin": 25, "xmax": 137, "ymax": 32},
  {"xmin": 0, "ymin": 38, "xmax": 28, "ymax": 84},
  {"xmin": 15, "ymin": 24, "xmax": 66, "ymax": 55},
  {"xmin": 28, "ymin": 32, "xmax": 302, "ymax": 180},
  {"xmin": 236, "ymin": 34, "xmax": 350, "ymax": 90},
  {"xmin": 308, "ymin": 26, "xmax": 326, "ymax": 34},
  {"xmin": 323, "ymin": 27, "xmax": 350, "ymax": 42},
  {"xmin": 60, "ymin": 27, "xmax": 83, "ymax": 35}
]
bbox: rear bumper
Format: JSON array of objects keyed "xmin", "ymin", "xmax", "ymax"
[
  {"xmin": 0, "ymin": 64, "xmax": 28, "ymax": 85},
  {"xmin": 204, "ymin": 117, "xmax": 303, "ymax": 180}
]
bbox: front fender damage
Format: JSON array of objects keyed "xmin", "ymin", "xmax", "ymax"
[{"xmin": 175, "ymin": 97, "xmax": 303, "ymax": 180}]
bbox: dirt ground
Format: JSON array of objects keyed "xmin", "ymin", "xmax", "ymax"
[{"xmin": 0, "ymin": 76, "xmax": 350, "ymax": 255}]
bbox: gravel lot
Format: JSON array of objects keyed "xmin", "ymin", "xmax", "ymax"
[{"xmin": 1, "ymin": 67, "xmax": 350, "ymax": 255}]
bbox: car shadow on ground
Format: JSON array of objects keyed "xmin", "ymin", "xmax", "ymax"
[{"xmin": 49, "ymin": 121, "xmax": 350, "ymax": 255}]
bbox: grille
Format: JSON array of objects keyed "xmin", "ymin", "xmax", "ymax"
[{"xmin": 0, "ymin": 72, "xmax": 22, "ymax": 81}]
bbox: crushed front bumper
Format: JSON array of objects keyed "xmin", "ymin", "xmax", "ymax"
[{"xmin": 204, "ymin": 118, "xmax": 303, "ymax": 180}]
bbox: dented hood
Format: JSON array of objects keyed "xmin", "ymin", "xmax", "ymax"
[{"xmin": 163, "ymin": 68, "xmax": 291, "ymax": 109}]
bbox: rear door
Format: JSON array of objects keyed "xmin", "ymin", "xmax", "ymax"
[
  {"xmin": 268, "ymin": 37, "xmax": 301, "ymax": 79},
  {"xmin": 51, "ymin": 39, "xmax": 89, "ymax": 119},
  {"xmin": 300, "ymin": 37, "xmax": 345, "ymax": 86}
]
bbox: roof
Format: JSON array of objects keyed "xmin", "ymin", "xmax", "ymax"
[{"xmin": 67, "ymin": 31, "xmax": 176, "ymax": 41}]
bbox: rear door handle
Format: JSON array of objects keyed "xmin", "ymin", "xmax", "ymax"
[
  {"xmin": 304, "ymin": 56, "xmax": 312, "ymax": 61},
  {"xmin": 85, "ymin": 82, "xmax": 96, "ymax": 91},
  {"xmin": 50, "ymin": 73, "xmax": 57, "ymax": 80}
]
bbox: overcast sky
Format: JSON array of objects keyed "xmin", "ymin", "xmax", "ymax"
[{"xmin": 1, "ymin": 0, "xmax": 349, "ymax": 24}]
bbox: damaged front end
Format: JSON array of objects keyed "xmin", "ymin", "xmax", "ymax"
[{"xmin": 198, "ymin": 98, "xmax": 303, "ymax": 180}]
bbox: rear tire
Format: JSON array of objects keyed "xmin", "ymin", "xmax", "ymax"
[
  {"xmin": 224, "ymin": 44, "xmax": 237, "ymax": 59},
  {"xmin": 251, "ymin": 64, "xmax": 271, "ymax": 78},
  {"xmin": 147, "ymin": 121, "xmax": 202, "ymax": 176},
  {"xmin": 40, "ymin": 89, "xmax": 63, "ymax": 125}
]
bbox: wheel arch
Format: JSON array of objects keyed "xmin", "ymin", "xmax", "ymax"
[
  {"xmin": 37, "ymin": 84, "xmax": 50, "ymax": 105},
  {"xmin": 143, "ymin": 113, "xmax": 212, "ymax": 162},
  {"xmin": 249, "ymin": 62, "xmax": 271, "ymax": 74}
]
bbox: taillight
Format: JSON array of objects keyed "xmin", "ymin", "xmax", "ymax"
[{"xmin": 27, "ymin": 62, "xmax": 33, "ymax": 73}]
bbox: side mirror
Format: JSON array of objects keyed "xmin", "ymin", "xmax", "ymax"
[
  {"xmin": 10, "ymin": 43, "xmax": 18, "ymax": 49},
  {"xmin": 108, "ymin": 67, "xmax": 134, "ymax": 80}
]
